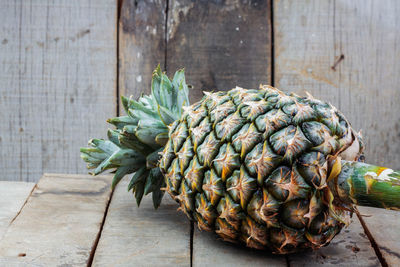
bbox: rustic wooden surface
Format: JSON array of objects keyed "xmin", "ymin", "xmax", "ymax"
[
  {"xmin": 1, "ymin": 0, "xmax": 400, "ymax": 265},
  {"xmin": 0, "ymin": 181, "xmax": 35, "ymax": 240},
  {"xmin": 119, "ymin": 0, "xmax": 166, "ymax": 101},
  {"xmin": 92, "ymin": 179, "xmax": 190, "ymax": 266},
  {"xmin": 274, "ymin": 0, "xmax": 400, "ymax": 169},
  {"xmin": 288, "ymin": 217, "xmax": 379, "ymax": 267},
  {"xmin": 0, "ymin": 0, "xmax": 117, "ymax": 182},
  {"xmin": 167, "ymin": 0, "xmax": 272, "ymax": 102},
  {"xmin": 358, "ymin": 206, "xmax": 400, "ymax": 267},
  {"xmin": 119, "ymin": 0, "xmax": 272, "ymax": 104},
  {"xmin": 0, "ymin": 174, "xmax": 112, "ymax": 266},
  {"xmin": 193, "ymin": 228, "xmax": 286, "ymax": 267},
  {"xmin": 1, "ymin": 175, "xmax": 399, "ymax": 266}
]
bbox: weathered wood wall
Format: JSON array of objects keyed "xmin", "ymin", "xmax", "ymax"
[
  {"xmin": 274, "ymin": 0, "xmax": 400, "ymax": 169},
  {"xmin": 0, "ymin": 0, "xmax": 116, "ymax": 182},
  {"xmin": 1, "ymin": 0, "xmax": 400, "ymax": 182}
]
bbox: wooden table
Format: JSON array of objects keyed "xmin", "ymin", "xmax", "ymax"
[{"xmin": 0, "ymin": 174, "xmax": 398, "ymax": 266}]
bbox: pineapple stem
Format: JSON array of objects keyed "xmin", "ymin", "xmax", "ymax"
[{"xmin": 335, "ymin": 161, "xmax": 400, "ymax": 210}]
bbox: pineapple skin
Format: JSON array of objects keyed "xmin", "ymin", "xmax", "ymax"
[{"xmin": 159, "ymin": 85, "xmax": 364, "ymax": 254}]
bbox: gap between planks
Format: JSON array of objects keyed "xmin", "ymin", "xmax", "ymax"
[
  {"xmin": 87, "ymin": 187, "xmax": 115, "ymax": 267},
  {"xmin": 355, "ymin": 208, "xmax": 388, "ymax": 267}
]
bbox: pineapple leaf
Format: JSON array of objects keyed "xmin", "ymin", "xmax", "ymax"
[
  {"xmin": 152, "ymin": 187, "xmax": 165, "ymax": 209},
  {"xmin": 128, "ymin": 167, "xmax": 147, "ymax": 191},
  {"xmin": 108, "ymin": 149, "xmax": 144, "ymax": 166},
  {"xmin": 89, "ymin": 139, "xmax": 119, "ymax": 155},
  {"xmin": 128, "ymin": 99, "xmax": 159, "ymax": 121},
  {"xmin": 135, "ymin": 127, "xmax": 166, "ymax": 148},
  {"xmin": 134, "ymin": 180, "xmax": 145, "ymax": 206},
  {"xmin": 158, "ymin": 105, "xmax": 177, "ymax": 126},
  {"xmin": 107, "ymin": 129, "xmax": 121, "ymax": 146},
  {"xmin": 172, "ymin": 69, "xmax": 190, "ymax": 115},
  {"xmin": 121, "ymin": 95, "xmax": 131, "ymax": 113},
  {"xmin": 80, "ymin": 147, "xmax": 108, "ymax": 161},
  {"xmin": 144, "ymin": 168, "xmax": 163, "ymax": 195},
  {"xmin": 81, "ymin": 65, "xmax": 191, "ymax": 209},
  {"xmin": 107, "ymin": 116, "xmax": 138, "ymax": 129},
  {"xmin": 118, "ymin": 132, "xmax": 153, "ymax": 155},
  {"xmin": 146, "ymin": 147, "xmax": 163, "ymax": 169},
  {"xmin": 112, "ymin": 165, "xmax": 139, "ymax": 190}
]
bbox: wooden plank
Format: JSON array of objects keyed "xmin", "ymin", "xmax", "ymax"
[
  {"xmin": 288, "ymin": 217, "xmax": 379, "ymax": 267},
  {"xmin": 0, "ymin": 173, "xmax": 112, "ymax": 266},
  {"xmin": 0, "ymin": 0, "xmax": 117, "ymax": 182},
  {"xmin": 168, "ymin": 1, "xmax": 274, "ymax": 264},
  {"xmin": 193, "ymin": 228, "xmax": 286, "ymax": 267},
  {"xmin": 119, "ymin": 0, "xmax": 166, "ymax": 101},
  {"xmin": 274, "ymin": 0, "xmax": 400, "ymax": 169},
  {"xmin": 92, "ymin": 183, "xmax": 190, "ymax": 266},
  {"xmin": 358, "ymin": 206, "xmax": 400, "ymax": 266},
  {"xmin": 167, "ymin": 0, "xmax": 272, "ymax": 102},
  {"xmin": 92, "ymin": 179, "xmax": 190, "ymax": 266},
  {"xmin": 0, "ymin": 181, "xmax": 35, "ymax": 240}
]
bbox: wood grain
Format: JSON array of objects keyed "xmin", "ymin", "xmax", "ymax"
[
  {"xmin": 92, "ymin": 179, "xmax": 190, "ymax": 266},
  {"xmin": 119, "ymin": 0, "xmax": 166, "ymax": 101},
  {"xmin": 193, "ymin": 228, "xmax": 286, "ymax": 267},
  {"xmin": 0, "ymin": 0, "xmax": 117, "ymax": 182},
  {"xmin": 167, "ymin": 0, "xmax": 272, "ymax": 102},
  {"xmin": 274, "ymin": 0, "xmax": 400, "ymax": 169},
  {"xmin": 0, "ymin": 181, "xmax": 35, "ymax": 240},
  {"xmin": 358, "ymin": 206, "xmax": 400, "ymax": 267},
  {"xmin": 288, "ymin": 217, "xmax": 379, "ymax": 267},
  {"xmin": 0, "ymin": 173, "xmax": 112, "ymax": 266}
]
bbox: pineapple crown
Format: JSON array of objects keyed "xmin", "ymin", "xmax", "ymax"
[{"xmin": 80, "ymin": 65, "xmax": 190, "ymax": 208}]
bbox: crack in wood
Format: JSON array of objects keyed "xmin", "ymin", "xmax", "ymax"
[{"xmin": 9, "ymin": 184, "xmax": 37, "ymax": 226}]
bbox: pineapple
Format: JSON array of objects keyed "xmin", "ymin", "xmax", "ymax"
[{"xmin": 81, "ymin": 66, "xmax": 400, "ymax": 254}]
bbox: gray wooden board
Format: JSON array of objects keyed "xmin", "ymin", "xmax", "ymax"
[
  {"xmin": 193, "ymin": 228, "xmax": 287, "ymax": 267},
  {"xmin": 167, "ymin": 0, "xmax": 272, "ymax": 102},
  {"xmin": 274, "ymin": 0, "xmax": 400, "ymax": 169},
  {"xmin": 92, "ymin": 179, "xmax": 191, "ymax": 266},
  {"xmin": 192, "ymin": 215, "xmax": 380, "ymax": 267},
  {"xmin": 288, "ymin": 217, "xmax": 379, "ymax": 267},
  {"xmin": 0, "ymin": 181, "xmax": 35, "ymax": 240},
  {"xmin": 0, "ymin": 173, "xmax": 112, "ymax": 266},
  {"xmin": 358, "ymin": 206, "xmax": 400, "ymax": 267},
  {"xmin": 0, "ymin": 0, "xmax": 117, "ymax": 182},
  {"xmin": 119, "ymin": 0, "xmax": 166, "ymax": 102}
]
